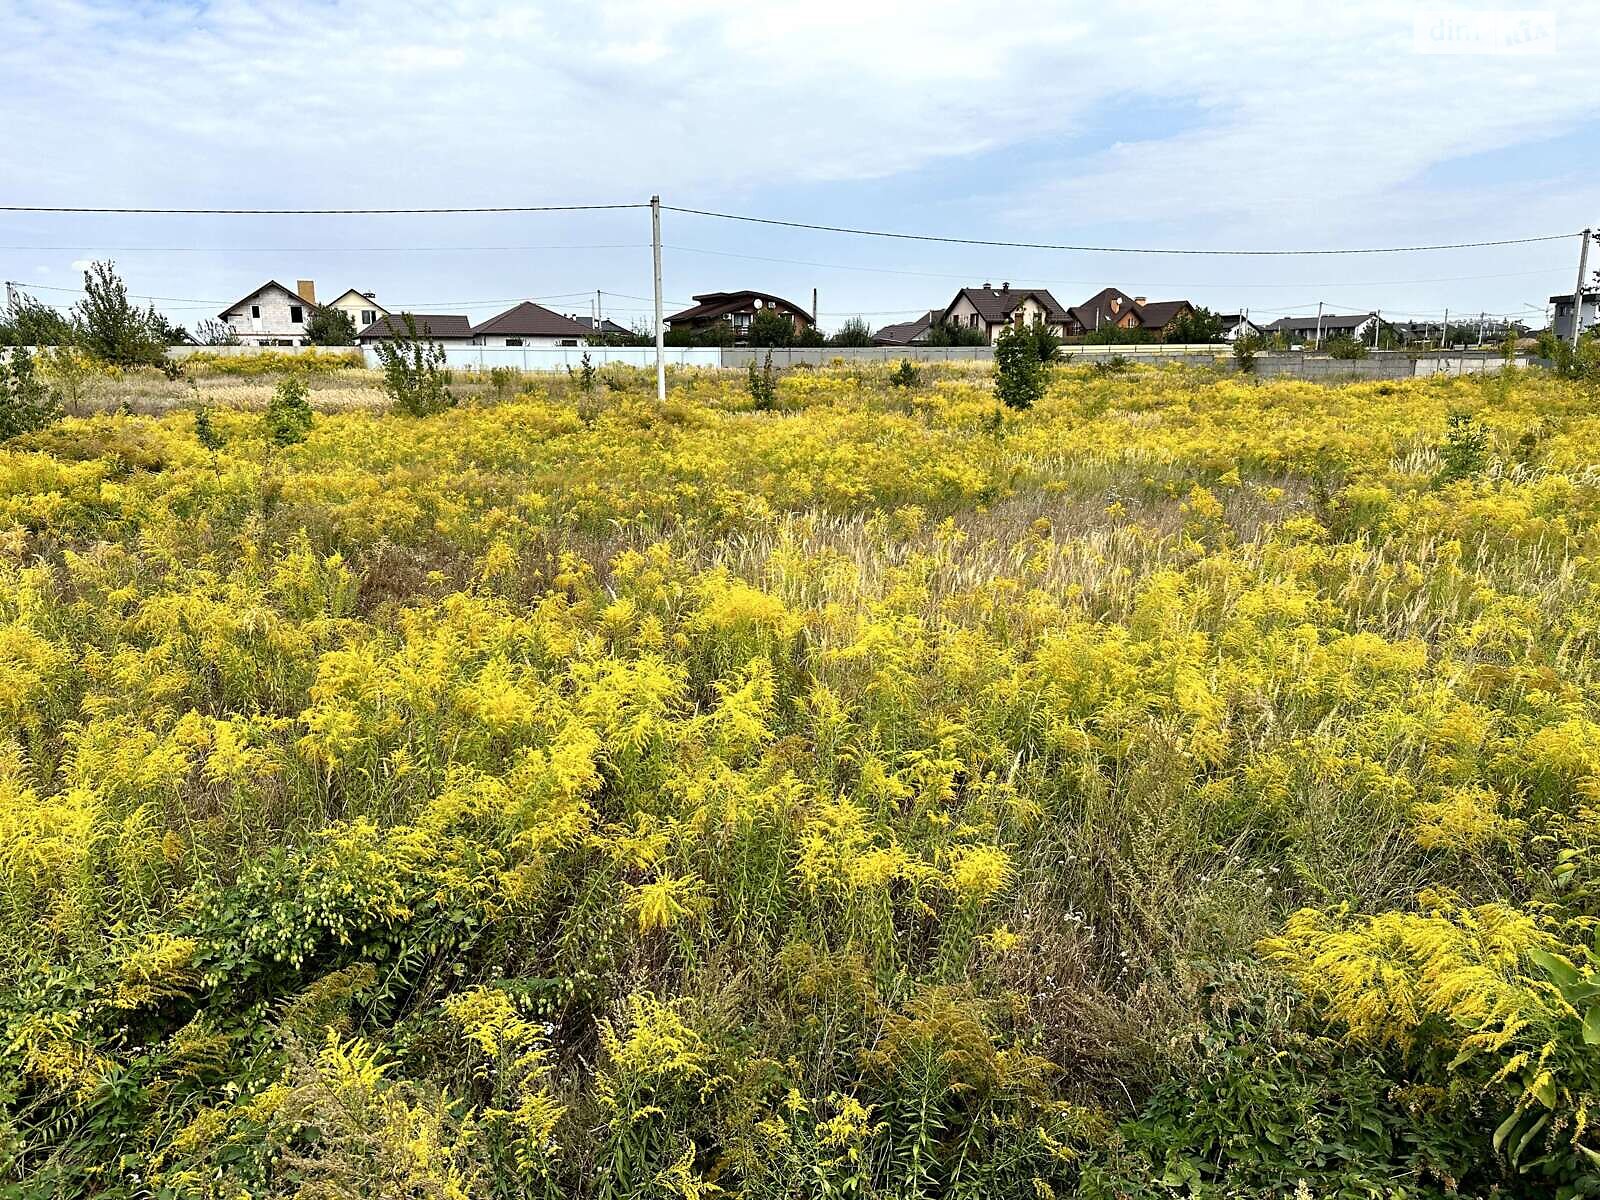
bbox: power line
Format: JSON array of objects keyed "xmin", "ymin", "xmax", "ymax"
[
  {"xmin": 0, "ymin": 202, "xmax": 647, "ymax": 215},
  {"xmin": 661, "ymin": 205, "xmax": 1578, "ymax": 257}
]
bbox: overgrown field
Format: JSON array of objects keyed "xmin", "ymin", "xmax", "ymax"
[{"xmin": 5, "ymin": 361, "xmax": 1600, "ymax": 1197}]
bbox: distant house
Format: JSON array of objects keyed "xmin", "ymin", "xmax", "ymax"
[
  {"xmin": 872, "ymin": 310, "xmax": 939, "ymax": 346},
  {"xmin": 218, "ymin": 279, "xmax": 320, "ymax": 346},
  {"xmin": 471, "ymin": 301, "xmax": 593, "ymax": 347},
  {"xmin": 356, "ymin": 314, "xmax": 475, "ymax": 346},
  {"xmin": 1552, "ymin": 289, "xmax": 1600, "ymax": 342},
  {"xmin": 940, "ymin": 284, "xmax": 1073, "ymax": 343},
  {"xmin": 572, "ymin": 316, "xmax": 635, "ymax": 339},
  {"xmin": 1265, "ymin": 312, "xmax": 1378, "ymax": 346},
  {"xmin": 1063, "ymin": 288, "xmax": 1196, "ymax": 339},
  {"xmin": 665, "ymin": 291, "xmax": 815, "ymax": 343},
  {"xmin": 326, "ymin": 289, "xmax": 388, "ymax": 335},
  {"xmin": 1216, "ymin": 313, "xmax": 1265, "ymax": 342}
]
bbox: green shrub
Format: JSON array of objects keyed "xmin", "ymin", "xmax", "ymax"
[
  {"xmin": 375, "ymin": 314, "xmax": 455, "ymax": 417},
  {"xmin": 193, "ymin": 404, "xmax": 225, "ymax": 451},
  {"xmin": 0, "ymin": 347, "xmax": 64, "ymax": 440},
  {"xmin": 993, "ymin": 322, "xmax": 1047, "ymax": 410},
  {"xmin": 1437, "ymin": 408, "xmax": 1489, "ymax": 483},
  {"xmin": 306, "ymin": 307, "xmax": 357, "ymax": 346},
  {"xmin": 264, "ymin": 376, "xmax": 314, "ymax": 447},
  {"xmin": 747, "ymin": 349, "xmax": 779, "ymax": 411},
  {"xmin": 1232, "ymin": 333, "xmax": 1262, "ymax": 374},
  {"xmin": 1326, "ymin": 334, "xmax": 1369, "ymax": 360},
  {"xmin": 889, "ymin": 358, "xmax": 921, "ymax": 389}
]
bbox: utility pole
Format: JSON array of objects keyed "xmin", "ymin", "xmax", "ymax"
[
  {"xmin": 1572, "ymin": 227, "xmax": 1593, "ymax": 349},
  {"xmin": 1477, "ymin": 311, "xmax": 1486, "ymax": 347},
  {"xmin": 651, "ymin": 195, "xmax": 665, "ymax": 403},
  {"xmin": 3, "ymin": 281, "xmax": 16, "ymax": 311},
  {"xmin": 1440, "ymin": 308, "xmax": 1450, "ymax": 351},
  {"xmin": 1313, "ymin": 300, "xmax": 1324, "ymax": 350},
  {"xmin": 1372, "ymin": 310, "xmax": 1381, "ymax": 350},
  {"xmin": 812, "ymin": 287, "xmax": 818, "ymax": 325},
  {"xmin": 596, "ymin": 289, "xmax": 603, "ymax": 341}
]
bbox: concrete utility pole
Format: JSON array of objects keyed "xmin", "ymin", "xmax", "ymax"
[
  {"xmin": 651, "ymin": 195, "xmax": 665, "ymax": 403},
  {"xmin": 1441, "ymin": 308, "xmax": 1450, "ymax": 351},
  {"xmin": 1373, "ymin": 310, "xmax": 1382, "ymax": 350},
  {"xmin": 596, "ymin": 289, "xmax": 603, "ymax": 341},
  {"xmin": 3, "ymin": 281, "xmax": 16, "ymax": 310},
  {"xmin": 1477, "ymin": 311, "xmax": 1486, "ymax": 347},
  {"xmin": 1572, "ymin": 228, "xmax": 1593, "ymax": 349},
  {"xmin": 1313, "ymin": 300, "xmax": 1324, "ymax": 350}
]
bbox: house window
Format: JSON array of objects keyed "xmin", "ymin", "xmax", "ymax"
[
  {"xmin": 289, "ymin": 305, "xmax": 304, "ymax": 323},
  {"xmin": 505, "ymin": 337, "xmax": 523, "ymax": 347},
  {"xmin": 361, "ymin": 309, "xmax": 376, "ymax": 326},
  {"xmin": 559, "ymin": 339, "xmax": 578, "ymax": 347},
  {"xmin": 250, "ymin": 305, "xmax": 261, "ymax": 319}
]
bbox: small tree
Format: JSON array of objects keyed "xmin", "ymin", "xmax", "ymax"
[
  {"xmin": 993, "ymin": 322, "xmax": 1046, "ymax": 411},
  {"xmin": 1168, "ymin": 306, "xmax": 1224, "ymax": 344},
  {"xmin": 1232, "ymin": 333, "xmax": 1262, "ymax": 374},
  {"xmin": 925, "ymin": 321, "xmax": 987, "ymax": 347},
  {"xmin": 748, "ymin": 308, "xmax": 796, "ymax": 348},
  {"xmin": 1, "ymin": 292, "xmax": 76, "ymax": 347},
  {"xmin": 0, "ymin": 348, "xmax": 64, "ymax": 440},
  {"xmin": 264, "ymin": 376, "xmax": 314, "ymax": 446},
  {"xmin": 1326, "ymin": 335, "xmax": 1368, "ymax": 360},
  {"xmin": 747, "ymin": 350, "xmax": 779, "ymax": 411},
  {"xmin": 1437, "ymin": 409, "xmax": 1489, "ymax": 483},
  {"xmin": 889, "ymin": 358, "xmax": 921, "ymax": 389},
  {"xmin": 828, "ymin": 317, "xmax": 875, "ymax": 347},
  {"xmin": 72, "ymin": 260, "xmax": 167, "ymax": 366},
  {"xmin": 306, "ymin": 307, "xmax": 357, "ymax": 346},
  {"xmin": 374, "ymin": 314, "xmax": 454, "ymax": 417},
  {"xmin": 39, "ymin": 346, "xmax": 100, "ymax": 415},
  {"xmin": 193, "ymin": 405, "xmax": 225, "ymax": 451}
]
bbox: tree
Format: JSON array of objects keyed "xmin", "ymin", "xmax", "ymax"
[
  {"xmin": 925, "ymin": 321, "xmax": 987, "ymax": 347},
  {"xmin": 746, "ymin": 349, "xmax": 779, "ymax": 411},
  {"xmin": 1232, "ymin": 333, "xmax": 1262, "ymax": 374},
  {"xmin": 1083, "ymin": 323, "xmax": 1151, "ymax": 345},
  {"xmin": 193, "ymin": 318, "xmax": 240, "ymax": 347},
  {"xmin": 1168, "ymin": 306, "xmax": 1224, "ymax": 344},
  {"xmin": 306, "ymin": 307, "xmax": 358, "ymax": 346},
  {"xmin": 1022, "ymin": 322, "xmax": 1061, "ymax": 364},
  {"xmin": 0, "ymin": 291, "xmax": 75, "ymax": 347},
  {"xmin": 828, "ymin": 317, "xmax": 875, "ymax": 347},
  {"xmin": 264, "ymin": 376, "xmax": 314, "ymax": 446},
  {"xmin": 374, "ymin": 314, "xmax": 454, "ymax": 417},
  {"xmin": 72, "ymin": 260, "xmax": 166, "ymax": 366},
  {"xmin": 748, "ymin": 308, "xmax": 797, "ymax": 348},
  {"xmin": 994, "ymin": 322, "xmax": 1047, "ymax": 411},
  {"xmin": 1326, "ymin": 334, "xmax": 1368, "ymax": 360},
  {"xmin": 0, "ymin": 348, "xmax": 64, "ymax": 440}
]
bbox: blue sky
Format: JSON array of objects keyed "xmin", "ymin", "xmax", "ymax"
[{"xmin": 2, "ymin": 0, "xmax": 1596, "ymax": 334}]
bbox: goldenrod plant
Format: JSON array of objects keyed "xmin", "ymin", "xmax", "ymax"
[{"xmin": 4, "ymin": 359, "xmax": 1600, "ymax": 1195}]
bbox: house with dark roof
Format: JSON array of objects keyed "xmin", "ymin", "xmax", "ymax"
[
  {"xmin": 1063, "ymin": 288, "xmax": 1196, "ymax": 339},
  {"xmin": 326, "ymin": 289, "xmax": 388, "ymax": 336},
  {"xmin": 1552, "ymin": 289, "xmax": 1599, "ymax": 342},
  {"xmin": 572, "ymin": 316, "xmax": 636, "ymax": 339},
  {"xmin": 1215, "ymin": 313, "xmax": 1265, "ymax": 342},
  {"xmin": 217, "ymin": 279, "xmax": 321, "ymax": 346},
  {"xmin": 665, "ymin": 291, "xmax": 815, "ymax": 343},
  {"xmin": 940, "ymin": 284, "xmax": 1073, "ymax": 343},
  {"xmin": 1264, "ymin": 312, "xmax": 1379, "ymax": 346},
  {"xmin": 872, "ymin": 310, "xmax": 939, "ymax": 346},
  {"xmin": 471, "ymin": 301, "xmax": 594, "ymax": 347},
  {"xmin": 356, "ymin": 313, "xmax": 476, "ymax": 345}
]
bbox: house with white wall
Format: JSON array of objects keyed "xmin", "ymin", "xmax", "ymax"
[
  {"xmin": 940, "ymin": 284, "xmax": 1073, "ymax": 343},
  {"xmin": 1552, "ymin": 289, "xmax": 1599, "ymax": 342},
  {"xmin": 217, "ymin": 279, "xmax": 320, "ymax": 346},
  {"xmin": 471, "ymin": 300, "xmax": 593, "ymax": 347}
]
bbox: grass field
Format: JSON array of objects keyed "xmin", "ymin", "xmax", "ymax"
[{"xmin": 4, "ymin": 359, "xmax": 1600, "ymax": 1197}]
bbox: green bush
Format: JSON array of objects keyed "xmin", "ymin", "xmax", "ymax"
[
  {"xmin": 746, "ymin": 349, "xmax": 779, "ymax": 411},
  {"xmin": 889, "ymin": 358, "xmax": 921, "ymax": 389},
  {"xmin": 993, "ymin": 322, "xmax": 1047, "ymax": 410},
  {"xmin": 264, "ymin": 376, "xmax": 314, "ymax": 447},
  {"xmin": 375, "ymin": 314, "xmax": 455, "ymax": 417},
  {"xmin": 1436, "ymin": 408, "xmax": 1489, "ymax": 483},
  {"xmin": 748, "ymin": 308, "xmax": 797, "ymax": 348},
  {"xmin": 828, "ymin": 317, "xmax": 875, "ymax": 348},
  {"xmin": 306, "ymin": 307, "xmax": 357, "ymax": 346},
  {"xmin": 0, "ymin": 347, "xmax": 64, "ymax": 440}
]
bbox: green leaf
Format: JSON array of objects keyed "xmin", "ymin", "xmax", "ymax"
[
  {"xmin": 1528, "ymin": 947, "xmax": 1582, "ymax": 989},
  {"xmin": 1493, "ymin": 1108, "xmax": 1523, "ymax": 1153},
  {"xmin": 1584, "ymin": 1006, "xmax": 1600, "ymax": 1045}
]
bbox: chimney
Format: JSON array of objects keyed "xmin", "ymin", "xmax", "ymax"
[
  {"xmin": 1001, "ymin": 281, "xmax": 1009, "ymax": 292},
  {"xmin": 296, "ymin": 279, "xmax": 317, "ymax": 305},
  {"xmin": 1110, "ymin": 297, "xmax": 1121, "ymax": 314},
  {"xmin": 983, "ymin": 281, "xmax": 992, "ymax": 290},
  {"xmin": 1134, "ymin": 296, "xmax": 1147, "ymax": 305}
]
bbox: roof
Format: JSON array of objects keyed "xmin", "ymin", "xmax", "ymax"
[
  {"xmin": 1549, "ymin": 289, "xmax": 1600, "ymax": 303},
  {"xmin": 1065, "ymin": 287, "xmax": 1142, "ymax": 331},
  {"xmin": 327, "ymin": 288, "xmax": 386, "ymax": 311},
  {"xmin": 665, "ymin": 291, "xmax": 815, "ymax": 326},
  {"xmin": 1266, "ymin": 312, "xmax": 1375, "ymax": 333},
  {"xmin": 217, "ymin": 279, "xmax": 314, "ymax": 320},
  {"xmin": 356, "ymin": 313, "xmax": 473, "ymax": 340},
  {"xmin": 471, "ymin": 301, "xmax": 594, "ymax": 338},
  {"xmin": 1136, "ymin": 300, "xmax": 1193, "ymax": 329},
  {"xmin": 873, "ymin": 311, "xmax": 937, "ymax": 345},
  {"xmin": 942, "ymin": 285, "xmax": 1071, "ymax": 326},
  {"xmin": 573, "ymin": 316, "xmax": 633, "ymax": 336}
]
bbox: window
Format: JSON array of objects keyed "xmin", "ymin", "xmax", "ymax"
[
  {"xmin": 289, "ymin": 305, "xmax": 304, "ymax": 324},
  {"xmin": 968, "ymin": 313, "xmax": 979, "ymax": 329},
  {"xmin": 505, "ymin": 337, "xmax": 523, "ymax": 347},
  {"xmin": 559, "ymin": 339, "xmax": 578, "ymax": 347},
  {"xmin": 361, "ymin": 309, "xmax": 376, "ymax": 326},
  {"xmin": 250, "ymin": 305, "xmax": 261, "ymax": 319}
]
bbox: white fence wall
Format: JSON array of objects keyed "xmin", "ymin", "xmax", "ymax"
[{"xmin": 421, "ymin": 345, "xmax": 722, "ymax": 372}]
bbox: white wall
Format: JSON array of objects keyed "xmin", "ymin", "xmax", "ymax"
[
  {"xmin": 329, "ymin": 293, "xmax": 386, "ymax": 331},
  {"xmin": 222, "ymin": 285, "xmax": 313, "ymax": 345},
  {"xmin": 473, "ymin": 334, "xmax": 586, "ymax": 349}
]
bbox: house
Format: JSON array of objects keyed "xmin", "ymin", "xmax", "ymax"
[
  {"xmin": 326, "ymin": 289, "xmax": 388, "ymax": 335},
  {"xmin": 1063, "ymin": 288, "xmax": 1196, "ymax": 339},
  {"xmin": 1215, "ymin": 313, "xmax": 1265, "ymax": 342},
  {"xmin": 471, "ymin": 301, "xmax": 593, "ymax": 347},
  {"xmin": 1264, "ymin": 312, "xmax": 1379, "ymax": 346},
  {"xmin": 665, "ymin": 291, "xmax": 815, "ymax": 343},
  {"xmin": 355, "ymin": 314, "xmax": 475, "ymax": 346},
  {"xmin": 940, "ymin": 284, "xmax": 1072, "ymax": 343},
  {"xmin": 1552, "ymin": 289, "xmax": 1600, "ymax": 342},
  {"xmin": 872, "ymin": 310, "xmax": 939, "ymax": 346},
  {"xmin": 217, "ymin": 279, "xmax": 320, "ymax": 346},
  {"xmin": 572, "ymin": 316, "xmax": 635, "ymax": 339}
]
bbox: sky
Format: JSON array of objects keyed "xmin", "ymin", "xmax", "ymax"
[{"xmin": 1, "ymin": 0, "xmax": 1597, "ymax": 334}]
